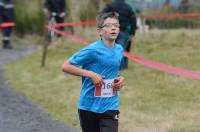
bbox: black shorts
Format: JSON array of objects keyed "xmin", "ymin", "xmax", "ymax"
[{"xmin": 78, "ymin": 109, "xmax": 119, "ymax": 132}]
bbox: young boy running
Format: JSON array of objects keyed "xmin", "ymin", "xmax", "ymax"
[{"xmin": 62, "ymin": 12, "xmax": 124, "ymax": 132}]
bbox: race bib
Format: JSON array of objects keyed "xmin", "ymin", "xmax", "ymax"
[{"xmin": 94, "ymin": 79, "xmax": 116, "ymax": 98}]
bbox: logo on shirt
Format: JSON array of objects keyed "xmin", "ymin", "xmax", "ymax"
[{"xmin": 114, "ymin": 114, "xmax": 119, "ymax": 120}]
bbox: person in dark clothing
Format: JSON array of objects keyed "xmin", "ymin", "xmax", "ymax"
[
  {"xmin": 0, "ymin": 0, "xmax": 15, "ymax": 49},
  {"xmin": 43, "ymin": 0, "xmax": 67, "ymax": 36},
  {"xmin": 101, "ymin": 0, "xmax": 137, "ymax": 70}
]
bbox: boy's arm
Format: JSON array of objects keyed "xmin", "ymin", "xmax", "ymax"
[{"xmin": 62, "ymin": 60, "xmax": 104, "ymax": 85}]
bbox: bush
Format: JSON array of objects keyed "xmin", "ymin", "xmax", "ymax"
[
  {"xmin": 79, "ymin": 5, "xmax": 97, "ymax": 21},
  {"xmin": 13, "ymin": 0, "xmax": 111, "ymax": 35},
  {"xmin": 14, "ymin": 0, "xmax": 45, "ymax": 36}
]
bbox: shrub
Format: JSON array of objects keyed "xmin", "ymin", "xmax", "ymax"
[{"xmin": 14, "ymin": 0, "xmax": 45, "ymax": 36}]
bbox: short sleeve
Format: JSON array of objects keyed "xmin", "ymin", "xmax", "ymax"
[{"xmin": 69, "ymin": 47, "xmax": 96, "ymax": 67}]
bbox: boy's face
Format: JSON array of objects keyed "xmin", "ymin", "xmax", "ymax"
[{"xmin": 98, "ymin": 17, "xmax": 120, "ymax": 42}]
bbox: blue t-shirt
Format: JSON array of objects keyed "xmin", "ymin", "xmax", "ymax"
[{"xmin": 69, "ymin": 39, "xmax": 124, "ymax": 113}]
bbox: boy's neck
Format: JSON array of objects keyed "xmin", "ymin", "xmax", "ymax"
[{"xmin": 102, "ymin": 38, "xmax": 115, "ymax": 48}]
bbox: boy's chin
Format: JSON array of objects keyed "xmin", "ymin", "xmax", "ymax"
[{"xmin": 108, "ymin": 38, "xmax": 116, "ymax": 42}]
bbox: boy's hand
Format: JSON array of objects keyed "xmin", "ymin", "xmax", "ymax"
[
  {"xmin": 43, "ymin": 8, "xmax": 49, "ymax": 16},
  {"xmin": 59, "ymin": 12, "xmax": 66, "ymax": 18},
  {"xmin": 86, "ymin": 71, "xmax": 104, "ymax": 86},
  {"xmin": 113, "ymin": 76, "xmax": 124, "ymax": 91}
]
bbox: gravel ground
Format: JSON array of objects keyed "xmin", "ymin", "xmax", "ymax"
[{"xmin": 0, "ymin": 46, "xmax": 78, "ymax": 132}]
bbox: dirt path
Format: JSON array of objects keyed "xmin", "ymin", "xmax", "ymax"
[{"xmin": 0, "ymin": 46, "xmax": 77, "ymax": 132}]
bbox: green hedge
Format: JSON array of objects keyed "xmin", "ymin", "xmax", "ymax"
[{"xmin": 14, "ymin": 0, "xmax": 45, "ymax": 36}]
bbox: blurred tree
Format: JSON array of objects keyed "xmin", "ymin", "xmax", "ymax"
[
  {"xmin": 163, "ymin": 0, "xmax": 172, "ymax": 14},
  {"xmin": 12, "ymin": 0, "xmax": 128, "ymax": 35},
  {"xmin": 14, "ymin": 0, "xmax": 45, "ymax": 36},
  {"xmin": 90, "ymin": 0, "xmax": 100, "ymax": 10},
  {"xmin": 179, "ymin": 0, "xmax": 190, "ymax": 13}
]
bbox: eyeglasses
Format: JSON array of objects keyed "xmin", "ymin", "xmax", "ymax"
[{"xmin": 101, "ymin": 23, "xmax": 120, "ymax": 28}]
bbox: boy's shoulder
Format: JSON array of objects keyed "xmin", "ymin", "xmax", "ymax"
[
  {"xmin": 115, "ymin": 43, "xmax": 123, "ymax": 49},
  {"xmin": 87, "ymin": 40, "xmax": 101, "ymax": 47}
]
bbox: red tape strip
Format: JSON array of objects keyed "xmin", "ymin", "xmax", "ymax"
[
  {"xmin": 48, "ymin": 21, "xmax": 96, "ymax": 28},
  {"xmin": 46, "ymin": 23, "xmax": 200, "ymax": 80},
  {"xmin": 0, "ymin": 22, "xmax": 16, "ymax": 28},
  {"xmin": 125, "ymin": 52, "xmax": 200, "ymax": 80}
]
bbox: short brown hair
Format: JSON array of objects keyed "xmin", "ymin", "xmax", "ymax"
[{"xmin": 96, "ymin": 12, "xmax": 119, "ymax": 28}]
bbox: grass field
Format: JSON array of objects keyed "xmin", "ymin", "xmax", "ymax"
[{"xmin": 5, "ymin": 29, "xmax": 200, "ymax": 132}]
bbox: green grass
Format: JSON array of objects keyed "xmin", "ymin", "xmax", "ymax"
[{"xmin": 5, "ymin": 29, "xmax": 200, "ymax": 132}]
